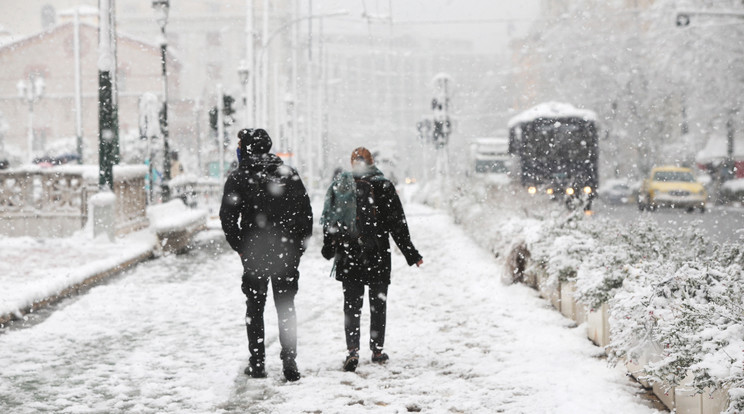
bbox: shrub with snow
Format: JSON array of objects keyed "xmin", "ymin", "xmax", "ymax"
[{"xmin": 447, "ymin": 175, "xmax": 744, "ymax": 411}]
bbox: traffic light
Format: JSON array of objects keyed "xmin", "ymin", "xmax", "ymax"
[
  {"xmin": 432, "ymin": 118, "xmax": 451, "ymax": 148},
  {"xmin": 208, "ymin": 106, "xmax": 218, "ymax": 135}
]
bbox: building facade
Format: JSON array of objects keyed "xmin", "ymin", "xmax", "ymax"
[{"xmin": 0, "ymin": 21, "xmax": 182, "ymax": 165}]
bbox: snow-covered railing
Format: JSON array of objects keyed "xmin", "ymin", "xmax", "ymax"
[
  {"xmin": 168, "ymin": 174, "xmax": 222, "ymax": 213},
  {"xmin": 0, "ymin": 168, "xmax": 89, "ymax": 237},
  {"xmin": 0, "ymin": 165, "xmax": 148, "ymax": 237}
]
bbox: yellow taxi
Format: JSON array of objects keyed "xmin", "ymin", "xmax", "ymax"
[{"xmin": 638, "ymin": 166, "xmax": 706, "ymax": 212}]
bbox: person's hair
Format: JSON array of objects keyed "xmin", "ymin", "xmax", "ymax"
[{"xmin": 350, "ymin": 147, "xmax": 374, "ymax": 166}]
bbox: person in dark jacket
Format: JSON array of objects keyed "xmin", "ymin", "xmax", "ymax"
[
  {"xmin": 321, "ymin": 147, "xmax": 423, "ymax": 372},
  {"xmin": 220, "ymin": 128, "xmax": 313, "ymax": 382}
]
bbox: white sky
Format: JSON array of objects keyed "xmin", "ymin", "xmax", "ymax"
[{"xmin": 313, "ymin": 0, "xmax": 541, "ymax": 53}]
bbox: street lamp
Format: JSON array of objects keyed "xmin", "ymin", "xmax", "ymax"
[
  {"xmin": 152, "ymin": 0, "xmax": 171, "ymax": 200},
  {"xmin": 237, "ymin": 60, "xmax": 251, "ymax": 127},
  {"xmin": 17, "ymin": 75, "xmax": 45, "ymax": 165},
  {"xmin": 676, "ymin": 10, "xmax": 741, "ymax": 182}
]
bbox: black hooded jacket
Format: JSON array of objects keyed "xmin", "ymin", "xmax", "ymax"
[
  {"xmin": 321, "ymin": 166, "xmax": 421, "ymax": 285},
  {"xmin": 220, "ymin": 153, "xmax": 313, "ymax": 275}
]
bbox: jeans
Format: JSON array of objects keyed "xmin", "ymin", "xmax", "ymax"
[{"xmin": 342, "ymin": 281, "xmax": 388, "ymax": 352}]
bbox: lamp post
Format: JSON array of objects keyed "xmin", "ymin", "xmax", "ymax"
[
  {"xmin": 283, "ymin": 93, "xmax": 295, "ymax": 164},
  {"xmin": 17, "ymin": 75, "xmax": 45, "ymax": 164},
  {"xmin": 152, "ymin": 0, "xmax": 171, "ymax": 201},
  {"xmin": 237, "ymin": 60, "xmax": 251, "ymax": 127}
]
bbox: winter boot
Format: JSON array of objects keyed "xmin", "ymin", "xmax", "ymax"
[
  {"xmin": 342, "ymin": 350, "xmax": 359, "ymax": 372},
  {"xmin": 371, "ymin": 351, "xmax": 389, "ymax": 364},
  {"xmin": 282, "ymin": 358, "xmax": 301, "ymax": 382},
  {"xmin": 244, "ymin": 357, "xmax": 267, "ymax": 378}
]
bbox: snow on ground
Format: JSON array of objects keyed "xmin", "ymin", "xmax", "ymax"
[
  {"xmin": 0, "ymin": 230, "xmax": 156, "ymax": 318},
  {"xmin": 0, "ymin": 203, "xmax": 661, "ymax": 414}
]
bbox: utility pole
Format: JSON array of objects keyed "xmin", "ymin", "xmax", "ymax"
[
  {"xmin": 217, "ymin": 84, "xmax": 225, "ymax": 184},
  {"xmin": 726, "ymin": 113, "xmax": 735, "ymax": 181},
  {"xmin": 318, "ymin": 16, "xmax": 326, "ymax": 178},
  {"xmin": 73, "ymin": 7, "xmax": 84, "ymax": 164},
  {"xmin": 97, "ymin": 0, "xmax": 119, "ymax": 190},
  {"xmin": 194, "ymin": 98, "xmax": 202, "ymax": 175},
  {"xmin": 306, "ymin": 0, "xmax": 314, "ymax": 192},
  {"xmin": 152, "ymin": 0, "xmax": 171, "ymax": 200},
  {"xmin": 262, "ymin": 0, "xmax": 269, "ymax": 128},
  {"xmin": 245, "ymin": 0, "xmax": 255, "ymax": 127},
  {"xmin": 290, "ymin": 0, "xmax": 300, "ymax": 168}
]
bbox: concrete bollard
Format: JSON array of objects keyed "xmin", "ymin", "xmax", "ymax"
[{"xmin": 89, "ymin": 191, "xmax": 116, "ymax": 241}]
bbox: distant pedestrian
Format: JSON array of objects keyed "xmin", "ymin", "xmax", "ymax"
[
  {"xmin": 220, "ymin": 128, "xmax": 313, "ymax": 382},
  {"xmin": 321, "ymin": 147, "xmax": 423, "ymax": 372}
]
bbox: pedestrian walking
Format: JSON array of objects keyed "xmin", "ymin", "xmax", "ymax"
[
  {"xmin": 220, "ymin": 128, "xmax": 313, "ymax": 382},
  {"xmin": 320, "ymin": 147, "xmax": 423, "ymax": 372}
]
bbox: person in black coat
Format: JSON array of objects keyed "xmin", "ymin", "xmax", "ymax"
[
  {"xmin": 220, "ymin": 128, "xmax": 313, "ymax": 382},
  {"xmin": 321, "ymin": 147, "xmax": 423, "ymax": 372}
]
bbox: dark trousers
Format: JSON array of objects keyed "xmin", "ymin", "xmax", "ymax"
[
  {"xmin": 242, "ymin": 270, "xmax": 299, "ymax": 364},
  {"xmin": 342, "ymin": 281, "xmax": 388, "ymax": 352}
]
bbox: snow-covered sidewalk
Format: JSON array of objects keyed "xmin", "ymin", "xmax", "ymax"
[
  {"xmin": 0, "ymin": 199, "xmax": 208, "ymax": 324},
  {"xmin": 0, "ymin": 230, "xmax": 156, "ymax": 322},
  {"xmin": 0, "ymin": 203, "xmax": 661, "ymax": 413}
]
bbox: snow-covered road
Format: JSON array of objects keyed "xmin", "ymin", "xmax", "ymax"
[{"xmin": 0, "ymin": 204, "xmax": 661, "ymax": 413}]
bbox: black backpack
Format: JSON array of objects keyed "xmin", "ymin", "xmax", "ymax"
[{"xmin": 353, "ymin": 177, "xmax": 382, "ymax": 261}]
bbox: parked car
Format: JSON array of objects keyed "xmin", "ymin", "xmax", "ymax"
[
  {"xmin": 638, "ymin": 166, "xmax": 706, "ymax": 213},
  {"xmin": 599, "ymin": 179, "xmax": 634, "ymax": 205}
]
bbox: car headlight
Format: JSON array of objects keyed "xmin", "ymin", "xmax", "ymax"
[
  {"xmin": 546, "ymin": 188, "xmax": 554, "ymax": 195},
  {"xmin": 528, "ymin": 186, "xmax": 537, "ymax": 195},
  {"xmin": 565, "ymin": 187, "xmax": 575, "ymax": 196},
  {"xmin": 583, "ymin": 186, "xmax": 592, "ymax": 194}
]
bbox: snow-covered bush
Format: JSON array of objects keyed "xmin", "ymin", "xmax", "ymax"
[
  {"xmin": 573, "ymin": 219, "xmax": 707, "ymax": 310},
  {"xmin": 446, "ymin": 177, "xmax": 545, "ymax": 262},
  {"xmin": 445, "ymin": 175, "xmax": 743, "ymax": 411},
  {"xmin": 526, "ymin": 209, "xmax": 597, "ymax": 289},
  {"xmin": 603, "ymin": 235, "xmax": 744, "ymax": 412}
]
